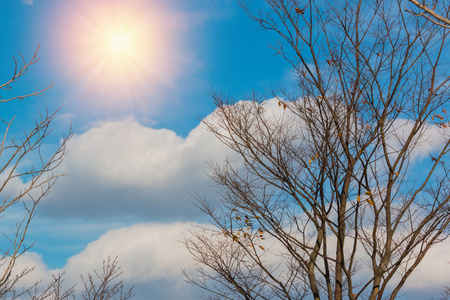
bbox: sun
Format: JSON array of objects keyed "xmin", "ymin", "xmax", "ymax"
[
  {"xmin": 64, "ymin": 1, "xmax": 155, "ymax": 90},
  {"xmin": 87, "ymin": 12, "xmax": 150, "ymax": 74},
  {"xmin": 107, "ymin": 32, "xmax": 132, "ymax": 56},
  {"xmin": 52, "ymin": 0, "xmax": 186, "ymax": 111},
  {"xmin": 95, "ymin": 19, "xmax": 145, "ymax": 65}
]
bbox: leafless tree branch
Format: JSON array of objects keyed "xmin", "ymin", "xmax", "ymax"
[
  {"xmin": 406, "ymin": 0, "xmax": 450, "ymax": 29},
  {"xmin": 185, "ymin": 0, "xmax": 450, "ymax": 299},
  {"xmin": 0, "ymin": 47, "xmax": 134, "ymax": 300}
]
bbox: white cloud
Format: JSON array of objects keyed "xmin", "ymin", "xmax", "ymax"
[
  {"xmin": 8, "ymin": 252, "xmax": 48, "ymax": 287},
  {"xmin": 388, "ymin": 118, "xmax": 450, "ymax": 162},
  {"xmin": 9, "ymin": 221, "xmax": 450, "ymax": 300},
  {"xmin": 40, "ymin": 116, "xmax": 234, "ymax": 220},
  {"xmin": 63, "ymin": 222, "xmax": 193, "ymax": 283},
  {"xmin": 32, "ymin": 99, "xmax": 450, "ymax": 222},
  {"xmin": 11, "ymin": 222, "xmax": 204, "ymax": 300},
  {"xmin": 0, "ymin": 167, "xmax": 28, "ymax": 199},
  {"xmin": 405, "ymin": 238, "xmax": 450, "ymax": 290},
  {"xmin": 4, "ymin": 98, "xmax": 449, "ymax": 299}
]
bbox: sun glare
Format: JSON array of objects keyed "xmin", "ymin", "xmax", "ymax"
[
  {"xmin": 95, "ymin": 19, "xmax": 145, "ymax": 65},
  {"xmin": 53, "ymin": 0, "xmax": 183, "ymax": 109},
  {"xmin": 108, "ymin": 33, "xmax": 132, "ymax": 55}
]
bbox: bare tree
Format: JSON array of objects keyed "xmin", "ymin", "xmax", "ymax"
[
  {"xmin": 81, "ymin": 256, "xmax": 134, "ymax": 300},
  {"xmin": 0, "ymin": 48, "xmax": 135, "ymax": 299},
  {"xmin": 26, "ymin": 257, "xmax": 133, "ymax": 300},
  {"xmin": 0, "ymin": 48, "xmax": 134, "ymax": 300},
  {"xmin": 0, "ymin": 45, "xmax": 71, "ymax": 294},
  {"xmin": 441, "ymin": 285, "xmax": 450, "ymax": 300},
  {"xmin": 0, "ymin": 268, "xmax": 36, "ymax": 299},
  {"xmin": 29, "ymin": 272, "xmax": 76, "ymax": 300},
  {"xmin": 406, "ymin": 0, "xmax": 450, "ymax": 28},
  {"xmin": 184, "ymin": 0, "xmax": 450, "ymax": 299}
]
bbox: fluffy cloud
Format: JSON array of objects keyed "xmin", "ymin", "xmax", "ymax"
[
  {"xmin": 389, "ymin": 118, "xmax": 450, "ymax": 162},
  {"xmin": 10, "ymin": 221, "xmax": 450, "ymax": 300},
  {"xmin": 11, "ymin": 222, "xmax": 204, "ymax": 300},
  {"xmin": 63, "ymin": 223, "xmax": 450, "ymax": 299},
  {"xmin": 40, "ymin": 99, "xmax": 450, "ymax": 221},
  {"xmin": 405, "ymin": 237, "xmax": 450, "ymax": 291},
  {"xmin": 7, "ymin": 98, "xmax": 449, "ymax": 299},
  {"xmin": 63, "ymin": 222, "xmax": 193, "ymax": 282},
  {"xmin": 40, "ymin": 117, "xmax": 233, "ymax": 220}
]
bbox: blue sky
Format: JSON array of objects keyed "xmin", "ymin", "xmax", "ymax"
[{"xmin": 0, "ymin": 0, "xmax": 449, "ymax": 299}]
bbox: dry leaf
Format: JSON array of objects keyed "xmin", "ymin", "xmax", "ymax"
[{"xmin": 295, "ymin": 7, "xmax": 304, "ymax": 14}]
